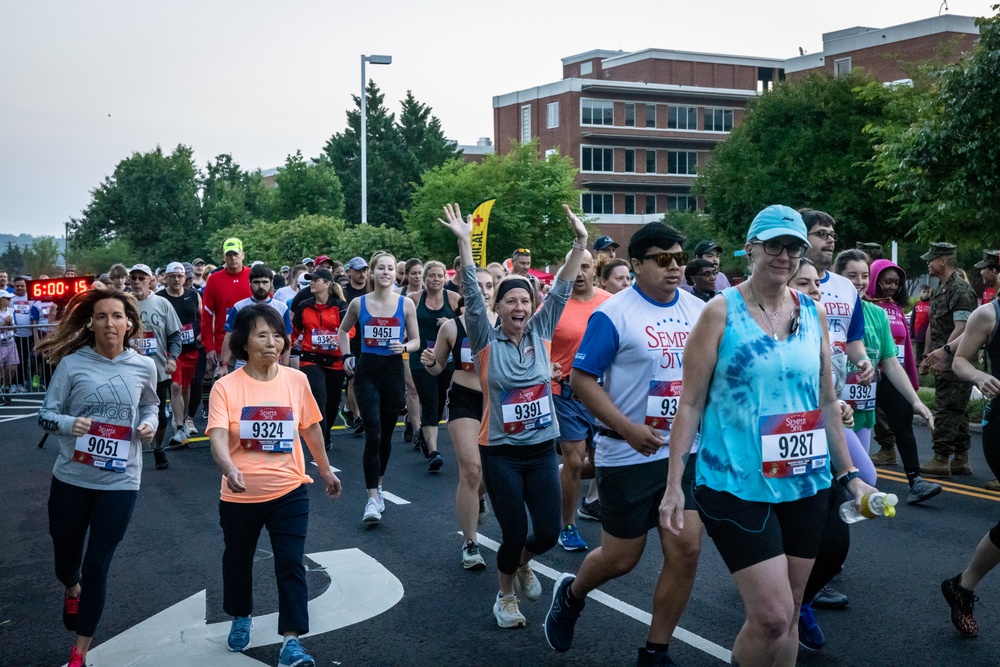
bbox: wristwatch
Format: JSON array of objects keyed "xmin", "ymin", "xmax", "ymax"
[
  {"xmin": 944, "ymin": 344, "xmax": 953, "ymax": 355},
  {"xmin": 837, "ymin": 469, "xmax": 860, "ymax": 487}
]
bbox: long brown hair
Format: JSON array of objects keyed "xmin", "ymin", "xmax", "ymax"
[{"xmin": 35, "ymin": 283, "xmax": 143, "ymax": 365}]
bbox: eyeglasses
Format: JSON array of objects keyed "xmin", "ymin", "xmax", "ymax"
[
  {"xmin": 640, "ymin": 251, "xmax": 688, "ymax": 267},
  {"xmin": 693, "ymin": 271, "xmax": 715, "ymax": 278},
  {"xmin": 809, "ymin": 230, "xmax": 837, "ymax": 241},
  {"xmin": 753, "ymin": 240, "xmax": 808, "ymax": 258}
]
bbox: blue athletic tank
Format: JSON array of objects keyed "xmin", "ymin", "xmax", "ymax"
[
  {"xmin": 359, "ymin": 295, "xmax": 406, "ymax": 356},
  {"xmin": 696, "ymin": 287, "xmax": 833, "ymax": 503}
]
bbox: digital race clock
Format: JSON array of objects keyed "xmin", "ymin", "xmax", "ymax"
[{"xmin": 27, "ymin": 276, "xmax": 95, "ymax": 302}]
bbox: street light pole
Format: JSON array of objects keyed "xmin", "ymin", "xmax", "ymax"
[{"xmin": 360, "ymin": 54, "xmax": 392, "ymax": 224}]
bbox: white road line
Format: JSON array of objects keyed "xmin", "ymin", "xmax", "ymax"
[
  {"xmin": 309, "ymin": 461, "xmax": 342, "ymax": 473},
  {"xmin": 0, "ymin": 412, "xmax": 38, "ymax": 423},
  {"xmin": 381, "ymin": 491, "xmax": 410, "ymax": 506},
  {"xmin": 474, "ymin": 532, "xmax": 732, "ymax": 664}
]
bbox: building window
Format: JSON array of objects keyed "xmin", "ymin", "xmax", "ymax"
[
  {"xmin": 667, "ymin": 195, "xmax": 697, "ymax": 212},
  {"xmin": 645, "ymin": 104, "xmax": 656, "ymax": 128},
  {"xmin": 624, "ymin": 149, "xmax": 635, "ymax": 173},
  {"xmin": 581, "ymin": 193, "xmax": 614, "ymax": 214},
  {"xmin": 705, "ymin": 108, "xmax": 733, "ymax": 132},
  {"xmin": 581, "ymin": 146, "xmax": 614, "ymax": 172},
  {"xmin": 546, "ymin": 102, "xmax": 559, "ymax": 129},
  {"xmin": 581, "ymin": 99, "xmax": 614, "ymax": 126},
  {"xmin": 625, "ymin": 103, "xmax": 636, "ymax": 127},
  {"xmin": 625, "ymin": 194, "xmax": 635, "ymax": 215},
  {"xmin": 834, "ymin": 57, "xmax": 852, "ymax": 77},
  {"xmin": 667, "ymin": 106, "xmax": 698, "ymax": 130},
  {"xmin": 580, "ymin": 61, "xmax": 593, "ymax": 76},
  {"xmin": 667, "ymin": 151, "xmax": 698, "ymax": 175},
  {"xmin": 646, "ymin": 149, "xmax": 656, "ymax": 174},
  {"xmin": 520, "ymin": 105, "xmax": 531, "ymax": 143},
  {"xmin": 645, "ymin": 195, "xmax": 657, "ymax": 215}
]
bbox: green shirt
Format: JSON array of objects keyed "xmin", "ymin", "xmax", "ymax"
[{"xmin": 850, "ymin": 300, "xmax": 897, "ymax": 430}]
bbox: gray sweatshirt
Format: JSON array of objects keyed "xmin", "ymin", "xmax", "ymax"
[
  {"xmin": 462, "ymin": 264, "xmax": 571, "ymax": 447},
  {"xmin": 39, "ymin": 346, "xmax": 159, "ymax": 491}
]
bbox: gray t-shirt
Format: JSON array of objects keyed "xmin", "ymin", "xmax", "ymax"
[
  {"xmin": 39, "ymin": 346, "xmax": 159, "ymax": 491},
  {"xmin": 135, "ymin": 293, "xmax": 182, "ymax": 382}
]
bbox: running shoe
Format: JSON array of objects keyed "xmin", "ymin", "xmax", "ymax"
[
  {"xmin": 227, "ymin": 615, "xmax": 252, "ymax": 652},
  {"xmin": 340, "ymin": 407, "xmax": 354, "ymax": 426},
  {"xmin": 0, "ymin": 393, "xmax": 10, "ymax": 406},
  {"xmin": 462, "ymin": 541, "xmax": 486, "ymax": 570},
  {"xmin": 166, "ymin": 428, "xmax": 188, "ymax": 450},
  {"xmin": 415, "ymin": 430, "xmax": 430, "ymax": 458},
  {"xmin": 986, "ymin": 479, "xmax": 1000, "ymax": 492},
  {"xmin": 544, "ymin": 573, "xmax": 584, "ymax": 652},
  {"xmin": 577, "ymin": 497, "xmax": 601, "ymax": 521},
  {"xmin": 353, "ymin": 417, "xmax": 365, "ymax": 435},
  {"xmin": 798, "ymin": 602, "xmax": 826, "ymax": 650},
  {"xmin": 278, "ymin": 637, "xmax": 315, "ymax": 667},
  {"xmin": 636, "ymin": 647, "xmax": 678, "ymax": 666},
  {"xmin": 68, "ymin": 646, "xmax": 86, "ymax": 667},
  {"xmin": 362, "ymin": 498, "xmax": 381, "ymax": 524},
  {"xmin": 942, "ymin": 574, "xmax": 979, "ymax": 637},
  {"xmin": 514, "ymin": 564, "xmax": 542, "ymax": 601},
  {"xmin": 376, "ymin": 485, "xmax": 385, "ymax": 513},
  {"xmin": 493, "ymin": 591, "xmax": 526, "ymax": 628},
  {"xmin": 811, "ymin": 584, "xmax": 848, "ymax": 609},
  {"xmin": 184, "ymin": 418, "xmax": 197, "ymax": 437},
  {"xmin": 478, "ymin": 495, "xmax": 489, "ymax": 525},
  {"xmin": 907, "ymin": 477, "xmax": 943, "ymax": 505},
  {"xmin": 63, "ymin": 591, "xmax": 80, "ymax": 631},
  {"xmin": 558, "ymin": 524, "xmax": 588, "ymax": 552},
  {"xmin": 153, "ymin": 449, "xmax": 169, "ymax": 470},
  {"xmin": 404, "ymin": 421, "xmax": 413, "ymax": 443},
  {"xmin": 428, "ymin": 451, "xmax": 444, "ymax": 472}
]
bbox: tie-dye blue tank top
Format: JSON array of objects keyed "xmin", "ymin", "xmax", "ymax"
[{"xmin": 695, "ymin": 287, "xmax": 833, "ymax": 503}]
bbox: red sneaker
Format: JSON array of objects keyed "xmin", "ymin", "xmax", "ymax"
[
  {"xmin": 63, "ymin": 592, "xmax": 80, "ymax": 632},
  {"xmin": 68, "ymin": 646, "xmax": 86, "ymax": 667}
]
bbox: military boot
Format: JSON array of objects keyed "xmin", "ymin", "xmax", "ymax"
[
  {"xmin": 870, "ymin": 447, "xmax": 898, "ymax": 467},
  {"xmin": 921, "ymin": 454, "xmax": 952, "ymax": 478},
  {"xmin": 951, "ymin": 451, "xmax": 972, "ymax": 475}
]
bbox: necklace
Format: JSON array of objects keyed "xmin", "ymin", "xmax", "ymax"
[{"xmin": 749, "ymin": 280, "xmax": 787, "ymax": 340}]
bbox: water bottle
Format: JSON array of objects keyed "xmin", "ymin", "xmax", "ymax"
[{"xmin": 839, "ymin": 492, "xmax": 898, "ymax": 524}]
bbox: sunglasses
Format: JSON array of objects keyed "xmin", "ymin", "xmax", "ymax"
[
  {"xmin": 640, "ymin": 251, "xmax": 688, "ymax": 267},
  {"xmin": 515, "ymin": 248, "xmax": 531, "ymax": 255}
]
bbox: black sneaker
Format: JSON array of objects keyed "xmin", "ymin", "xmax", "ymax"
[
  {"xmin": 812, "ymin": 584, "xmax": 848, "ymax": 609},
  {"xmin": 353, "ymin": 417, "xmax": 365, "ymax": 434},
  {"xmin": 153, "ymin": 449, "xmax": 169, "ymax": 470},
  {"xmin": 907, "ymin": 477, "xmax": 943, "ymax": 505},
  {"xmin": 415, "ymin": 431, "xmax": 430, "ymax": 458},
  {"xmin": 404, "ymin": 421, "xmax": 414, "ymax": 443},
  {"xmin": 340, "ymin": 408, "xmax": 354, "ymax": 426},
  {"xmin": 577, "ymin": 497, "xmax": 601, "ymax": 521},
  {"xmin": 942, "ymin": 574, "xmax": 979, "ymax": 637},
  {"xmin": 636, "ymin": 647, "xmax": 678, "ymax": 667},
  {"xmin": 428, "ymin": 451, "xmax": 444, "ymax": 472},
  {"xmin": 544, "ymin": 573, "xmax": 584, "ymax": 652}
]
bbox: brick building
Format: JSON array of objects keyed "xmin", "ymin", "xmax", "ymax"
[{"xmin": 493, "ymin": 14, "xmax": 979, "ymax": 245}]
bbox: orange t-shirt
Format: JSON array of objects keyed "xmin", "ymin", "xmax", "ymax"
[
  {"xmin": 549, "ymin": 289, "xmax": 612, "ymax": 395},
  {"xmin": 208, "ymin": 365, "xmax": 322, "ymax": 503}
]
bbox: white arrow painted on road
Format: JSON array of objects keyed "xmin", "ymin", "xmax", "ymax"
[{"xmin": 76, "ymin": 548, "xmax": 403, "ymax": 666}]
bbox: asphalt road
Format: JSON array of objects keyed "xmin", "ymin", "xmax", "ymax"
[{"xmin": 2, "ymin": 397, "xmax": 1000, "ymax": 667}]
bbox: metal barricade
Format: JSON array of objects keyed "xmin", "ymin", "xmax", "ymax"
[{"xmin": 0, "ymin": 323, "xmax": 59, "ymax": 397}]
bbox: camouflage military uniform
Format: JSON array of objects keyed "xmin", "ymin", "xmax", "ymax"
[{"xmin": 929, "ymin": 270, "xmax": 977, "ymax": 459}]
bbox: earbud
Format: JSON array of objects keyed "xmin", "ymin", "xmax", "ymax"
[
  {"xmin": 86, "ymin": 318, "xmax": 93, "ymax": 330},
  {"xmin": 127, "ymin": 319, "xmax": 133, "ymax": 328}
]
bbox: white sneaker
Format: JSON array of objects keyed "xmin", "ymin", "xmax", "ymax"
[
  {"xmin": 184, "ymin": 419, "xmax": 197, "ymax": 438},
  {"xmin": 493, "ymin": 592, "xmax": 526, "ymax": 628},
  {"xmin": 478, "ymin": 495, "xmax": 489, "ymax": 525},
  {"xmin": 362, "ymin": 498, "xmax": 381, "ymax": 524},
  {"xmin": 376, "ymin": 485, "xmax": 385, "ymax": 513},
  {"xmin": 462, "ymin": 541, "xmax": 486, "ymax": 570},
  {"xmin": 514, "ymin": 564, "xmax": 542, "ymax": 602},
  {"xmin": 166, "ymin": 430, "xmax": 187, "ymax": 449}
]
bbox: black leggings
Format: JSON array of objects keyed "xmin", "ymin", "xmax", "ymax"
[
  {"xmin": 356, "ymin": 354, "xmax": 406, "ymax": 488},
  {"xmin": 187, "ymin": 346, "xmax": 207, "ymax": 420},
  {"xmin": 301, "ymin": 364, "xmax": 345, "ymax": 445},
  {"xmin": 48, "ymin": 476, "xmax": 138, "ymax": 637},
  {"xmin": 802, "ymin": 484, "xmax": 851, "ymax": 605},
  {"xmin": 984, "ymin": 399, "xmax": 1000, "ymax": 548},
  {"xmin": 875, "ymin": 378, "xmax": 920, "ymax": 479},
  {"xmin": 411, "ymin": 366, "xmax": 454, "ymax": 428}
]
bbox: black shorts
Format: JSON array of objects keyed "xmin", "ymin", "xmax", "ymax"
[
  {"xmin": 156, "ymin": 379, "xmax": 172, "ymax": 429},
  {"xmin": 447, "ymin": 382, "xmax": 483, "ymax": 422},
  {"xmin": 693, "ymin": 485, "xmax": 831, "ymax": 574},
  {"xmin": 596, "ymin": 454, "xmax": 697, "ymax": 540}
]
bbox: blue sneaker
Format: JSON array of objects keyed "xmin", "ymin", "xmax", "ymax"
[
  {"xmin": 227, "ymin": 615, "xmax": 252, "ymax": 652},
  {"xmin": 544, "ymin": 573, "xmax": 585, "ymax": 652},
  {"xmin": 558, "ymin": 524, "xmax": 587, "ymax": 551},
  {"xmin": 798, "ymin": 603, "xmax": 826, "ymax": 651},
  {"xmin": 278, "ymin": 637, "xmax": 316, "ymax": 667}
]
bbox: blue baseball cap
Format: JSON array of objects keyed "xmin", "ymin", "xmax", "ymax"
[{"xmin": 746, "ymin": 205, "xmax": 810, "ymax": 246}]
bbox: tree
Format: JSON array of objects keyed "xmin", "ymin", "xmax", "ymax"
[
  {"xmin": 70, "ymin": 238, "xmax": 142, "ymax": 276},
  {"xmin": 869, "ymin": 8, "xmax": 1000, "ymax": 245},
  {"xmin": 269, "ymin": 151, "xmax": 345, "ymax": 221},
  {"xmin": 660, "ymin": 211, "xmax": 746, "ymax": 276},
  {"xmin": 0, "ymin": 243, "xmax": 27, "ymax": 277},
  {"xmin": 201, "ymin": 153, "xmax": 270, "ymax": 233},
  {"xmin": 696, "ymin": 71, "xmax": 905, "ymax": 247},
  {"xmin": 23, "ymin": 237, "xmax": 62, "ymax": 277},
  {"xmin": 207, "ymin": 215, "xmax": 348, "ymax": 268},
  {"xmin": 405, "ymin": 141, "xmax": 586, "ymax": 264},
  {"xmin": 327, "ymin": 224, "xmax": 426, "ymax": 264},
  {"xmin": 324, "ymin": 83, "xmax": 460, "ymax": 227},
  {"xmin": 70, "ymin": 144, "xmax": 202, "ymax": 266}
]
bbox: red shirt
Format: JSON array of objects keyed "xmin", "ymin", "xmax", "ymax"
[
  {"xmin": 983, "ymin": 286, "xmax": 997, "ymax": 306},
  {"xmin": 912, "ymin": 300, "xmax": 931, "ymax": 342},
  {"xmin": 201, "ymin": 266, "xmax": 251, "ymax": 354}
]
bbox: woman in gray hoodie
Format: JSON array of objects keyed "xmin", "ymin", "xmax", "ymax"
[{"xmin": 37, "ymin": 284, "xmax": 158, "ymax": 667}]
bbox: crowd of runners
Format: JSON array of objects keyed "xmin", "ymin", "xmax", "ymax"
[{"xmin": 6, "ymin": 201, "xmax": 1000, "ymax": 667}]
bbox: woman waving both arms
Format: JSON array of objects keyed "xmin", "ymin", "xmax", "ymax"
[
  {"xmin": 439, "ymin": 202, "xmax": 588, "ymax": 629},
  {"xmin": 338, "ymin": 251, "xmax": 420, "ymax": 525}
]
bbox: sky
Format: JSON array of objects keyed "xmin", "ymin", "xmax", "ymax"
[{"xmin": 0, "ymin": 0, "xmax": 993, "ymax": 238}]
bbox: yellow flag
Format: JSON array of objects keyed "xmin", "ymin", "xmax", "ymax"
[{"xmin": 469, "ymin": 199, "xmax": 495, "ymax": 268}]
